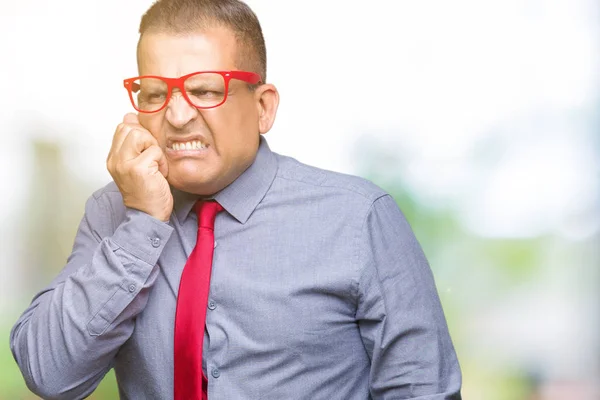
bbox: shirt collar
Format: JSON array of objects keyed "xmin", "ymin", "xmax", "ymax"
[{"xmin": 172, "ymin": 136, "xmax": 278, "ymax": 224}]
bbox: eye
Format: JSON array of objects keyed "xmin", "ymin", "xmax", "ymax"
[
  {"xmin": 189, "ymin": 89, "xmax": 223, "ymax": 98},
  {"xmin": 139, "ymin": 91, "xmax": 167, "ymax": 103}
]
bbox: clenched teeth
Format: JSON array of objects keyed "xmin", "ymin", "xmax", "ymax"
[{"xmin": 171, "ymin": 141, "xmax": 206, "ymax": 151}]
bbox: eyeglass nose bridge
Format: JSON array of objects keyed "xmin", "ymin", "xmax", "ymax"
[
  {"xmin": 167, "ymin": 91, "xmax": 192, "ymax": 109},
  {"xmin": 162, "ymin": 76, "xmax": 197, "ymax": 112}
]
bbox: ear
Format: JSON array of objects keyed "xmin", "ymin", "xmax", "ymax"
[{"xmin": 254, "ymin": 83, "xmax": 280, "ymax": 135}]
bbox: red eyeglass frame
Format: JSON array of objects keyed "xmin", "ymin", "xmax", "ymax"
[{"xmin": 123, "ymin": 70, "xmax": 262, "ymax": 113}]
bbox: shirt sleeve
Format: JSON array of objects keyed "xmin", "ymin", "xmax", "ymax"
[
  {"xmin": 356, "ymin": 194, "xmax": 462, "ymax": 400},
  {"xmin": 10, "ymin": 192, "xmax": 174, "ymax": 400}
]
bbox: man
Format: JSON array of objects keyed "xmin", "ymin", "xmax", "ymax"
[{"xmin": 10, "ymin": 0, "xmax": 462, "ymax": 399}]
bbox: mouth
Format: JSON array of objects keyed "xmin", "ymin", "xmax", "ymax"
[{"xmin": 166, "ymin": 137, "xmax": 210, "ymax": 157}]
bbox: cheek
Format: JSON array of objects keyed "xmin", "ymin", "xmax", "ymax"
[
  {"xmin": 139, "ymin": 114, "xmax": 166, "ymax": 144},
  {"xmin": 208, "ymin": 107, "xmax": 259, "ymax": 155}
]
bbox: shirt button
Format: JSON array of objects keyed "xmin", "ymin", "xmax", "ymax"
[
  {"xmin": 151, "ymin": 238, "xmax": 161, "ymax": 248},
  {"xmin": 211, "ymin": 368, "xmax": 220, "ymax": 379},
  {"xmin": 214, "ymin": 240, "xmax": 217, "ymax": 249},
  {"xmin": 128, "ymin": 284, "xmax": 136, "ymax": 293},
  {"xmin": 208, "ymin": 300, "xmax": 216, "ymax": 310}
]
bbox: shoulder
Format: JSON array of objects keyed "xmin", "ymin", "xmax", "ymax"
[
  {"xmin": 273, "ymin": 153, "xmax": 388, "ymax": 205},
  {"xmin": 90, "ymin": 181, "xmax": 124, "ymax": 211},
  {"xmin": 90, "ymin": 181, "xmax": 121, "ymax": 201}
]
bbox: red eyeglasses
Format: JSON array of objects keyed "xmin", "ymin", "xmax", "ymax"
[{"xmin": 123, "ymin": 70, "xmax": 262, "ymax": 113}]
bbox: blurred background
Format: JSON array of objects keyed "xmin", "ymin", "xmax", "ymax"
[{"xmin": 1, "ymin": 0, "xmax": 598, "ymax": 398}]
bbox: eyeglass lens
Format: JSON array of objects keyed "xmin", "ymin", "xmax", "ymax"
[{"xmin": 131, "ymin": 72, "xmax": 227, "ymax": 111}]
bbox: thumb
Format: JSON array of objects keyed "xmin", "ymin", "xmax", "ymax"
[
  {"xmin": 157, "ymin": 150, "xmax": 169, "ymax": 178},
  {"xmin": 123, "ymin": 112, "xmax": 140, "ymax": 125}
]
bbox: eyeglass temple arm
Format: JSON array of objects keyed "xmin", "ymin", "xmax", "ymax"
[{"xmin": 228, "ymin": 71, "xmax": 262, "ymax": 84}]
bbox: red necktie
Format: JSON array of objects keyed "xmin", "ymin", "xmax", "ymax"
[{"xmin": 174, "ymin": 200, "xmax": 223, "ymax": 400}]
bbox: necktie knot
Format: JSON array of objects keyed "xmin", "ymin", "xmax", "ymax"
[{"xmin": 195, "ymin": 200, "xmax": 224, "ymax": 230}]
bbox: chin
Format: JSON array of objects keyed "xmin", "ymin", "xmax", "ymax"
[{"xmin": 168, "ymin": 173, "xmax": 219, "ymax": 196}]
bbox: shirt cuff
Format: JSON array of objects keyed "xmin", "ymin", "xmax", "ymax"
[{"xmin": 110, "ymin": 208, "xmax": 174, "ymax": 266}]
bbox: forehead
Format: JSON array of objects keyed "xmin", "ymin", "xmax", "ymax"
[{"xmin": 137, "ymin": 27, "xmax": 239, "ymax": 77}]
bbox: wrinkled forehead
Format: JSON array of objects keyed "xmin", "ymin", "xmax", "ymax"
[{"xmin": 137, "ymin": 28, "xmax": 239, "ymax": 77}]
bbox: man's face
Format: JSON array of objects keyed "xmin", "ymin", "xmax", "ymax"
[{"xmin": 137, "ymin": 28, "xmax": 263, "ymax": 195}]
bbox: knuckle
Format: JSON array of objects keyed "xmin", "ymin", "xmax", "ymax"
[
  {"xmin": 128, "ymin": 128, "xmax": 140, "ymax": 139},
  {"xmin": 131, "ymin": 129, "xmax": 147, "ymax": 142},
  {"xmin": 114, "ymin": 162, "xmax": 126, "ymax": 176},
  {"xmin": 115, "ymin": 124, "xmax": 129, "ymax": 138}
]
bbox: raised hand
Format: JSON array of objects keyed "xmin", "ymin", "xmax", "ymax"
[{"xmin": 107, "ymin": 113, "xmax": 173, "ymax": 222}]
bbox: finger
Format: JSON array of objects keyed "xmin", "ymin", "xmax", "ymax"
[
  {"xmin": 114, "ymin": 113, "xmax": 153, "ymax": 154},
  {"xmin": 108, "ymin": 124, "xmax": 145, "ymax": 166},
  {"xmin": 112, "ymin": 113, "xmax": 144, "ymax": 154},
  {"xmin": 123, "ymin": 112, "xmax": 140, "ymax": 125},
  {"xmin": 113, "ymin": 113, "xmax": 144, "ymax": 153},
  {"xmin": 119, "ymin": 128, "xmax": 159, "ymax": 161},
  {"xmin": 134, "ymin": 145, "xmax": 169, "ymax": 177},
  {"xmin": 109, "ymin": 123, "xmax": 134, "ymax": 158}
]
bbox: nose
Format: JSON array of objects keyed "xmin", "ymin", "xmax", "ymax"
[{"xmin": 165, "ymin": 92, "xmax": 198, "ymax": 129}]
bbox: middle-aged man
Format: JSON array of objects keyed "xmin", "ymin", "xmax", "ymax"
[{"xmin": 11, "ymin": 0, "xmax": 462, "ymax": 399}]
